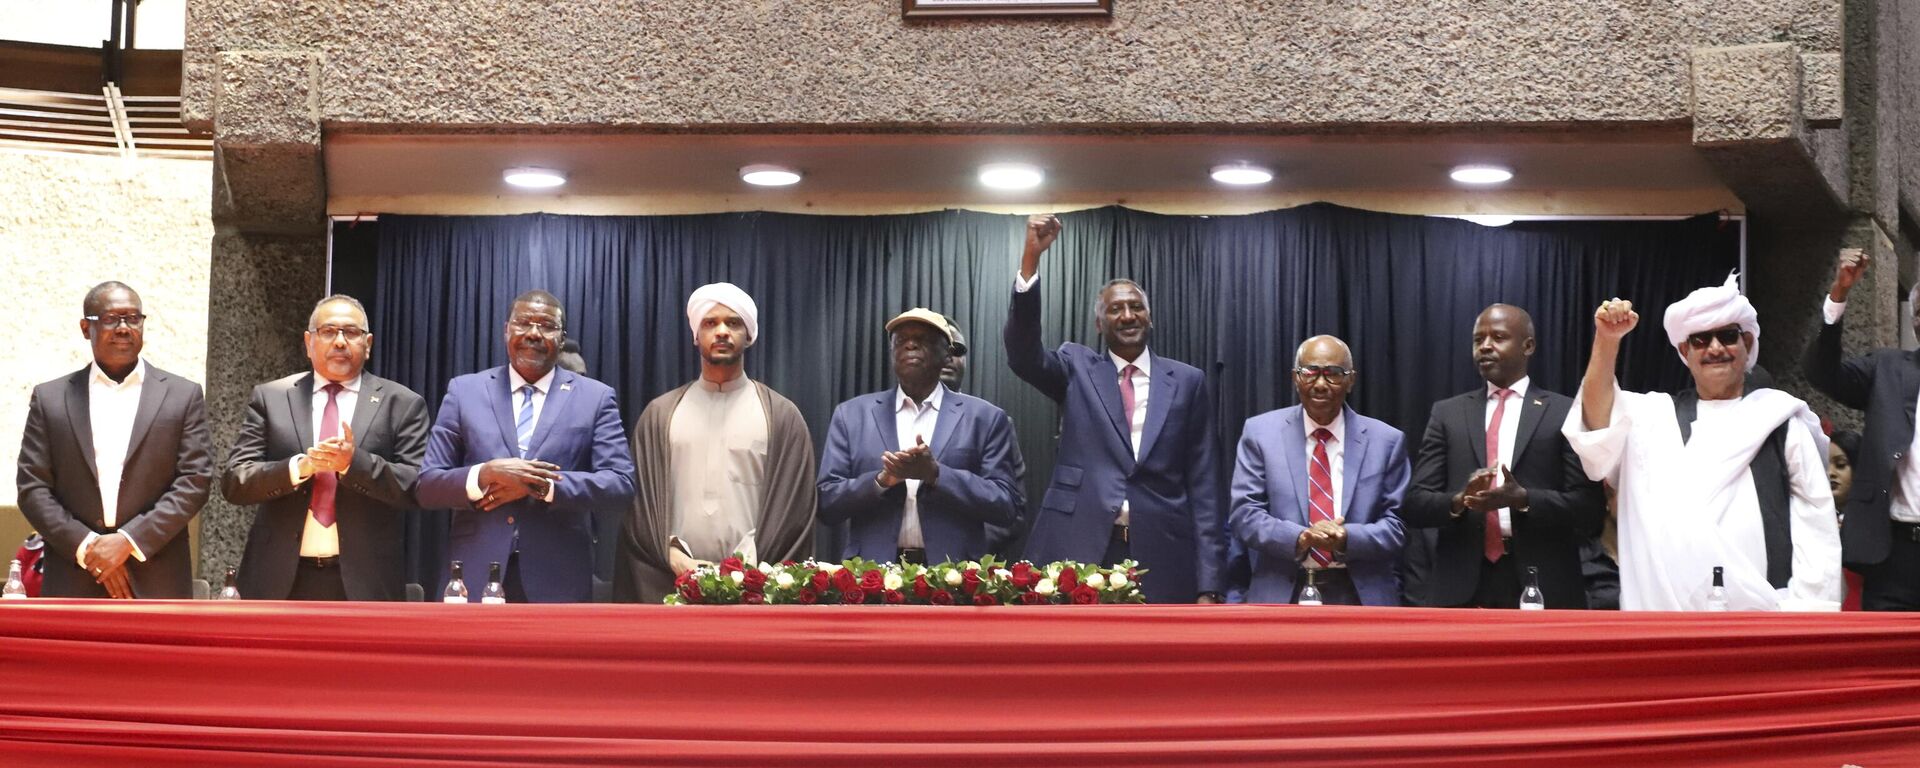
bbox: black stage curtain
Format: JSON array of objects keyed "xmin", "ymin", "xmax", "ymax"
[{"xmin": 353, "ymin": 204, "xmax": 1738, "ymax": 588}]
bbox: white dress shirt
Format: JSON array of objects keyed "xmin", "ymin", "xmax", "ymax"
[
  {"xmin": 894, "ymin": 384, "xmax": 947, "ymax": 549},
  {"xmin": 1483, "ymin": 377, "xmax": 1530, "ymax": 536},
  {"xmin": 78, "ymin": 360, "xmax": 150, "ymax": 565},
  {"xmin": 1825, "ymin": 297, "xmax": 1920, "ymax": 523},
  {"xmin": 465, "ymin": 367, "xmax": 558, "ymax": 504},
  {"xmin": 1302, "ymin": 409, "xmax": 1346, "ymax": 569},
  {"xmin": 287, "ymin": 374, "xmax": 361, "ymax": 557}
]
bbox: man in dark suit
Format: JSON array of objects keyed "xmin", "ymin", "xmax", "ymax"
[
  {"xmin": 16, "ymin": 281, "xmax": 212, "ymax": 598},
  {"xmin": 819, "ymin": 309, "xmax": 1025, "ymax": 565},
  {"xmin": 222, "ymin": 295, "xmax": 429, "ymax": 600},
  {"xmin": 1404, "ymin": 304, "xmax": 1607, "ymax": 609},
  {"xmin": 416, "ymin": 290, "xmax": 636, "ymax": 602},
  {"xmin": 1229, "ymin": 335, "xmax": 1408, "ymax": 605},
  {"xmin": 1005, "ymin": 214, "xmax": 1226, "ymax": 603},
  {"xmin": 1804, "ymin": 248, "xmax": 1920, "ymax": 610}
]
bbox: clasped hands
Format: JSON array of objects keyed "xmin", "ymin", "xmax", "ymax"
[
  {"xmin": 1296, "ymin": 518, "xmax": 1347, "ymax": 557},
  {"xmin": 1454, "ymin": 464, "xmax": 1528, "ymax": 515},
  {"xmin": 83, "ymin": 532, "xmax": 137, "ymax": 599},
  {"xmin": 475, "ymin": 458, "xmax": 561, "ymax": 511},
  {"xmin": 877, "ymin": 435, "xmax": 939, "ymax": 488},
  {"xmin": 298, "ymin": 423, "xmax": 356, "ymax": 476}
]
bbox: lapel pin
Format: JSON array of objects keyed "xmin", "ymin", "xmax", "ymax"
[
  {"xmin": 560, "ymin": 383, "xmax": 573, "ymax": 392},
  {"xmin": 1532, "ymin": 398, "xmax": 1544, "ymax": 406},
  {"xmin": 368, "ymin": 395, "xmax": 381, "ymax": 404}
]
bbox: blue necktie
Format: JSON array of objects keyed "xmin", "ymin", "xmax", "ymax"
[{"xmin": 515, "ymin": 385, "xmax": 536, "ymax": 459}]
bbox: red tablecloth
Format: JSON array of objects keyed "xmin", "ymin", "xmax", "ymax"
[{"xmin": 1, "ymin": 601, "xmax": 1916, "ymax": 766}]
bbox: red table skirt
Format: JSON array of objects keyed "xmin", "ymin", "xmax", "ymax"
[{"xmin": 2, "ymin": 601, "xmax": 1917, "ymax": 767}]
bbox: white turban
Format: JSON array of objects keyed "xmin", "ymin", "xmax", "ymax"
[
  {"xmin": 686, "ymin": 282, "xmax": 759, "ymax": 344},
  {"xmin": 1662, "ymin": 272, "xmax": 1759, "ymax": 371}
]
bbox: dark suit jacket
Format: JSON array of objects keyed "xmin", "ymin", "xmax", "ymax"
[
  {"xmin": 1403, "ymin": 385, "xmax": 1607, "ymax": 608},
  {"xmin": 1004, "ymin": 287, "xmax": 1226, "ymax": 603},
  {"xmin": 1803, "ymin": 318, "xmax": 1920, "ymax": 569},
  {"xmin": 222, "ymin": 372, "xmax": 429, "ymax": 600},
  {"xmin": 15, "ymin": 364, "xmax": 212, "ymax": 598},
  {"xmin": 817, "ymin": 387, "xmax": 1026, "ymax": 564},
  {"xmin": 417, "ymin": 366, "xmax": 636, "ymax": 602},
  {"xmin": 1229, "ymin": 405, "xmax": 1409, "ymax": 605}
]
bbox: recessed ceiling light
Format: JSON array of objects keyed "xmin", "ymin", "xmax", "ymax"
[
  {"xmin": 503, "ymin": 167, "xmax": 566, "ymax": 188},
  {"xmin": 1453, "ymin": 214, "xmax": 1516, "ymax": 227},
  {"xmin": 979, "ymin": 163, "xmax": 1044, "ymax": 190},
  {"xmin": 1210, "ymin": 164, "xmax": 1274, "ymax": 185},
  {"xmin": 1449, "ymin": 165, "xmax": 1513, "ymax": 185},
  {"xmin": 740, "ymin": 164, "xmax": 802, "ymax": 186}
]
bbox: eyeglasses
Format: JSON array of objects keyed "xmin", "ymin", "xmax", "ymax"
[
  {"xmin": 1685, "ymin": 327, "xmax": 1744, "ymax": 350},
  {"xmin": 85, "ymin": 313, "xmax": 146, "ymax": 329},
  {"xmin": 312, "ymin": 325, "xmax": 370, "ymax": 342},
  {"xmin": 508, "ymin": 319, "xmax": 564, "ymax": 337},
  {"xmin": 1293, "ymin": 365, "xmax": 1354, "ymax": 379}
]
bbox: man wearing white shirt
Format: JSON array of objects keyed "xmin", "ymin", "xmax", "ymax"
[
  {"xmin": 223, "ymin": 295, "xmax": 429, "ymax": 600},
  {"xmin": 16, "ymin": 281, "xmax": 212, "ymax": 598}
]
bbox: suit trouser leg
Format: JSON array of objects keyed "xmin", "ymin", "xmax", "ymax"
[
  {"xmin": 1468, "ymin": 555, "xmax": 1521, "ymax": 608},
  {"xmin": 505, "ymin": 552, "xmax": 530, "ymax": 604},
  {"xmin": 1861, "ymin": 524, "xmax": 1920, "ymax": 611},
  {"xmin": 288, "ymin": 559, "xmax": 349, "ymax": 601}
]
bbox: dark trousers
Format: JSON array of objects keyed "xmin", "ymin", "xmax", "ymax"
[
  {"xmin": 1862, "ymin": 522, "xmax": 1920, "ymax": 611},
  {"xmin": 505, "ymin": 553, "xmax": 530, "ymax": 603},
  {"xmin": 1292, "ymin": 568, "xmax": 1362, "ymax": 605},
  {"xmin": 288, "ymin": 558, "xmax": 348, "ymax": 601},
  {"xmin": 1466, "ymin": 555, "xmax": 1522, "ymax": 608},
  {"xmin": 1101, "ymin": 525, "xmax": 1129, "ymax": 567}
]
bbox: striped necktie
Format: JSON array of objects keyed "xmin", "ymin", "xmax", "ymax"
[{"xmin": 515, "ymin": 384, "xmax": 536, "ymax": 459}]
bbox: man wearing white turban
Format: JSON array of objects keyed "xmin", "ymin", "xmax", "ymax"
[
  {"xmin": 613, "ymin": 282, "xmax": 817, "ymax": 603},
  {"xmin": 1561, "ymin": 274, "xmax": 1842, "ymax": 611}
]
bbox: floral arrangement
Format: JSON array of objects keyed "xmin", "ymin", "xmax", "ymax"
[{"xmin": 665, "ymin": 555, "xmax": 1146, "ymax": 606}]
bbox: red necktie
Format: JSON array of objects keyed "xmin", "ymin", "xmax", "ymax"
[
  {"xmin": 1484, "ymin": 388, "xmax": 1511, "ymax": 562},
  {"xmin": 1119, "ymin": 364, "xmax": 1139, "ymax": 445},
  {"xmin": 312, "ymin": 382, "xmax": 342, "ymax": 528},
  {"xmin": 1308, "ymin": 427, "xmax": 1336, "ymax": 567}
]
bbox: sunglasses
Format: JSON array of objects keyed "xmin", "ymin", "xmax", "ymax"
[{"xmin": 1685, "ymin": 327, "xmax": 1745, "ymax": 350}]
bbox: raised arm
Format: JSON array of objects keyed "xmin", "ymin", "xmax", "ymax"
[
  {"xmin": 1580, "ymin": 299, "xmax": 1638, "ymax": 430},
  {"xmin": 1004, "ymin": 214, "xmax": 1071, "ymax": 402}
]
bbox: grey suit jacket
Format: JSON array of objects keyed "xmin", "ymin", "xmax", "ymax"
[
  {"xmin": 222, "ymin": 371, "xmax": 429, "ymax": 600},
  {"xmin": 15, "ymin": 364, "xmax": 213, "ymax": 598}
]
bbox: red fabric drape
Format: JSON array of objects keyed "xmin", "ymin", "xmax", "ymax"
[{"xmin": 2, "ymin": 601, "xmax": 1917, "ymax": 766}]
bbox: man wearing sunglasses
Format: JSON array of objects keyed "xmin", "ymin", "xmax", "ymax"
[
  {"xmin": 17, "ymin": 281, "xmax": 212, "ymax": 598},
  {"xmin": 1228, "ymin": 335, "xmax": 1409, "ymax": 605},
  {"xmin": 1564, "ymin": 275, "xmax": 1841, "ymax": 611}
]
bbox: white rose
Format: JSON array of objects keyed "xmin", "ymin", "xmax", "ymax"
[
  {"xmin": 884, "ymin": 572, "xmax": 905, "ymax": 590},
  {"xmin": 1086, "ymin": 572, "xmax": 1107, "ymax": 589},
  {"xmin": 1035, "ymin": 578, "xmax": 1057, "ymax": 596},
  {"xmin": 994, "ymin": 568, "xmax": 1012, "ymax": 580},
  {"xmin": 1046, "ymin": 563, "xmax": 1062, "ymax": 578},
  {"xmin": 730, "ymin": 570, "xmax": 746, "ymax": 585},
  {"xmin": 775, "ymin": 572, "xmax": 795, "ymax": 589},
  {"xmin": 758, "ymin": 562, "xmax": 774, "ymax": 574},
  {"xmin": 1110, "ymin": 571, "xmax": 1129, "ymax": 589},
  {"xmin": 820, "ymin": 563, "xmax": 843, "ymax": 573},
  {"xmin": 945, "ymin": 569, "xmax": 964, "ymax": 586}
]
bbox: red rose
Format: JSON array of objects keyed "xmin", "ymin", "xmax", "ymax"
[
  {"xmin": 719, "ymin": 556, "xmax": 746, "ymax": 575},
  {"xmin": 1072, "ymin": 586, "xmax": 1099, "ymax": 605},
  {"xmin": 841, "ymin": 587, "xmax": 866, "ymax": 604},
  {"xmin": 1020, "ymin": 592, "xmax": 1047, "ymax": 605},
  {"xmin": 675, "ymin": 570, "xmax": 694, "ymax": 588},
  {"xmin": 680, "ymin": 581, "xmax": 703, "ymax": 602},
  {"xmin": 961, "ymin": 569, "xmax": 982, "ymax": 595},
  {"xmin": 832, "ymin": 568, "xmax": 858, "ymax": 592},
  {"xmin": 1010, "ymin": 562, "xmax": 1035, "ymax": 588},
  {"xmin": 742, "ymin": 591, "xmax": 765, "ymax": 605},
  {"xmin": 929, "ymin": 590, "xmax": 955, "ymax": 606},
  {"xmin": 883, "ymin": 589, "xmax": 905, "ymax": 604},
  {"xmin": 781, "ymin": 560, "xmax": 797, "ymax": 566},
  {"xmin": 859, "ymin": 569, "xmax": 885, "ymax": 592},
  {"xmin": 811, "ymin": 571, "xmax": 831, "ymax": 592},
  {"xmin": 912, "ymin": 574, "xmax": 932, "ymax": 599},
  {"xmin": 1058, "ymin": 567, "xmax": 1079, "ymax": 591},
  {"xmin": 796, "ymin": 589, "xmax": 818, "ymax": 605},
  {"xmin": 742, "ymin": 569, "xmax": 768, "ymax": 589},
  {"xmin": 973, "ymin": 593, "xmax": 998, "ymax": 606}
]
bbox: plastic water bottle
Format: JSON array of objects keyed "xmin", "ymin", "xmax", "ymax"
[
  {"xmin": 482, "ymin": 562, "xmax": 507, "ymax": 604},
  {"xmin": 3, "ymin": 560, "xmax": 26, "ymax": 599},
  {"xmin": 1298, "ymin": 570, "xmax": 1323, "ymax": 606},
  {"xmin": 1519, "ymin": 566, "xmax": 1546, "ymax": 610},
  {"xmin": 443, "ymin": 560, "xmax": 469, "ymax": 603},
  {"xmin": 1705, "ymin": 566, "xmax": 1729, "ymax": 612},
  {"xmin": 215, "ymin": 567, "xmax": 242, "ymax": 600}
]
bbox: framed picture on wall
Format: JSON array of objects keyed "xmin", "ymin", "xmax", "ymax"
[{"xmin": 903, "ymin": 0, "xmax": 1112, "ymax": 18}]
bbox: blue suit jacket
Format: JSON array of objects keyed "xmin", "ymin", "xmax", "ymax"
[
  {"xmin": 817, "ymin": 387, "xmax": 1026, "ymax": 564},
  {"xmin": 1004, "ymin": 286, "xmax": 1226, "ymax": 602},
  {"xmin": 416, "ymin": 366, "xmax": 636, "ymax": 602},
  {"xmin": 1229, "ymin": 404, "xmax": 1409, "ymax": 605}
]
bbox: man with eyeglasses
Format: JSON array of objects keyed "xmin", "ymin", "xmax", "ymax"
[
  {"xmin": 1564, "ymin": 275, "xmax": 1841, "ymax": 610},
  {"xmin": 1229, "ymin": 335, "xmax": 1409, "ymax": 605},
  {"xmin": 417, "ymin": 289, "xmax": 636, "ymax": 602},
  {"xmin": 615, "ymin": 283, "xmax": 817, "ymax": 603},
  {"xmin": 221, "ymin": 295, "xmax": 429, "ymax": 600},
  {"xmin": 17, "ymin": 281, "xmax": 212, "ymax": 598},
  {"xmin": 818, "ymin": 309, "xmax": 1025, "ymax": 568},
  {"xmin": 1403, "ymin": 304, "xmax": 1607, "ymax": 609},
  {"xmin": 1005, "ymin": 215, "xmax": 1226, "ymax": 604},
  {"xmin": 1803, "ymin": 249, "xmax": 1920, "ymax": 611}
]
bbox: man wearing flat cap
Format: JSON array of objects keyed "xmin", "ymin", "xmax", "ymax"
[
  {"xmin": 614, "ymin": 282, "xmax": 817, "ymax": 603},
  {"xmin": 1563, "ymin": 274, "xmax": 1841, "ymax": 610},
  {"xmin": 818, "ymin": 309, "xmax": 1025, "ymax": 566}
]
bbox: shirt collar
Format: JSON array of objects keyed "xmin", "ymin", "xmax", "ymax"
[
  {"xmin": 317, "ymin": 373, "xmax": 364, "ymax": 394},
  {"xmin": 508, "ymin": 366, "xmax": 557, "ymax": 395},
  {"xmin": 1487, "ymin": 376, "xmax": 1530, "ymax": 400},
  {"xmin": 696, "ymin": 374, "xmax": 751, "ymax": 393},
  {"xmin": 1304, "ymin": 408, "xmax": 1346, "ymax": 444},
  {"xmin": 89, "ymin": 358, "xmax": 146, "ymax": 389},
  {"xmin": 896, "ymin": 383, "xmax": 947, "ymax": 413},
  {"xmin": 1110, "ymin": 348, "xmax": 1152, "ymax": 376}
]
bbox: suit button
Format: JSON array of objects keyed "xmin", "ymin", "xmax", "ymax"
[
  {"xmin": 1896, "ymin": 452, "xmax": 1905, "ymax": 461},
  {"xmin": 506, "ymin": 516, "xmax": 516, "ymax": 525}
]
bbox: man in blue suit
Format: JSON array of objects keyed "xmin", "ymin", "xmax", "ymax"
[
  {"xmin": 417, "ymin": 290, "xmax": 636, "ymax": 602},
  {"xmin": 1230, "ymin": 335, "xmax": 1409, "ymax": 605},
  {"xmin": 1005, "ymin": 214, "xmax": 1226, "ymax": 603},
  {"xmin": 819, "ymin": 309, "xmax": 1025, "ymax": 565}
]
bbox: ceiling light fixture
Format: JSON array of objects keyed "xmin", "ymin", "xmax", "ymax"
[
  {"xmin": 1453, "ymin": 214, "xmax": 1516, "ymax": 227},
  {"xmin": 978, "ymin": 163, "xmax": 1044, "ymax": 190},
  {"xmin": 503, "ymin": 167, "xmax": 567, "ymax": 188},
  {"xmin": 740, "ymin": 164, "xmax": 802, "ymax": 186},
  {"xmin": 1449, "ymin": 165, "xmax": 1513, "ymax": 185},
  {"xmin": 1210, "ymin": 163, "xmax": 1274, "ymax": 185}
]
